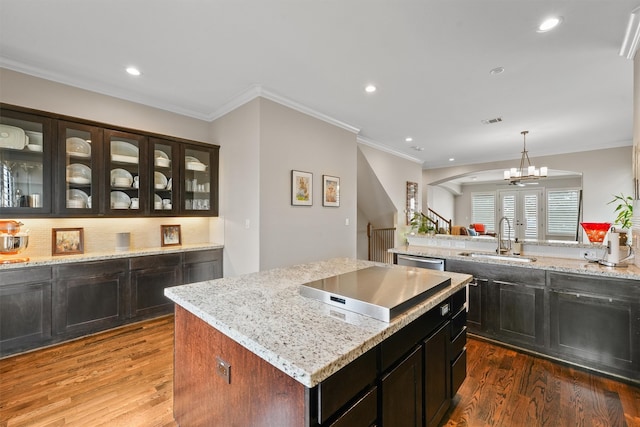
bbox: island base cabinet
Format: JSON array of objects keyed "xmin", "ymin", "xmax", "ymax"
[
  {"xmin": 173, "ymin": 306, "xmax": 308, "ymax": 427},
  {"xmin": 424, "ymin": 322, "xmax": 451, "ymax": 427},
  {"xmin": 381, "ymin": 346, "xmax": 423, "ymax": 427}
]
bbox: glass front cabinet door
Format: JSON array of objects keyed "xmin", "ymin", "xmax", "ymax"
[
  {"xmin": 150, "ymin": 138, "xmax": 179, "ymax": 215},
  {"xmin": 104, "ymin": 129, "xmax": 147, "ymax": 215},
  {"xmin": 57, "ymin": 121, "xmax": 103, "ymax": 215},
  {"xmin": 181, "ymin": 144, "xmax": 218, "ymax": 216},
  {"xmin": 0, "ymin": 108, "xmax": 53, "ymax": 216}
]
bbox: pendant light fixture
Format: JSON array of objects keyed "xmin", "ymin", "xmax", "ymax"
[{"xmin": 503, "ymin": 131, "xmax": 547, "ymax": 184}]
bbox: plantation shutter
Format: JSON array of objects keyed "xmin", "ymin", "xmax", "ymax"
[
  {"xmin": 471, "ymin": 193, "xmax": 496, "ymax": 232},
  {"xmin": 547, "ymin": 189, "xmax": 580, "ymax": 235}
]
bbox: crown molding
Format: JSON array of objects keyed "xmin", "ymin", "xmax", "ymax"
[
  {"xmin": 357, "ymin": 135, "xmax": 424, "ymax": 165},
  {"xmin": 208, "ymin": 84, "xmax": 360, "ymax": 135}
]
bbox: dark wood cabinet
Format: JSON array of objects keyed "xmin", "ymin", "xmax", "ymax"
[
  {"xmin": 0, "ymin": 107, "xmax": 54, "ymax": 215},
  {"xmin": 381, "ymin": 345, "xmax": 423, "ymax": 427},
  {"xmin": 52, "ymin": 259, "xmax": 128, "ymax": 337},
  {"xmin": 548, "ymin": 272, "xmax": 640, "ymax": 381},
  {"xmin": 0, "ymin": 249, "xmax": 223, "ymax": 357},
  {"xmin": 184, "ymin": 248, "xmax": 223, "ymax": 283},
  {"xmin": 0, "ymin": 267, "xmax": 52, "ymax": 355},
  {"xmin": 129, "ymin": 253, "xmax": 182, "ymax": 318},
  {"xmin": 446, "ymin": 259, "xmax": 545, "ymax": 351},
  {"xmin": 424, "ymin": 321, "xmax": 451, "ymax": 427},
  {"xmin": 1, "ymin": 103, "xmax": 219, "ymax": 218}
]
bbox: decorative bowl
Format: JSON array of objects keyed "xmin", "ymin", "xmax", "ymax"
[{"xmin": 580, "ymin": 222, "xmax": 611, "ymax": 243}]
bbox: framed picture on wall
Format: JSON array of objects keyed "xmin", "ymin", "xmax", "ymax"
[
  {"xmin": 322, "ymin": 175, "xmax": 340, "ymax": 207},
  {"xmin": 52, "ymin": 227, "xmax": 84, "ymax": 256},
  {"xmin": 161, "ymin": 224, "xmax": 182, "ymax": 247},
  {"xmin": 291, "ymin": 170, "xmax": 313, "ymax": 206}
]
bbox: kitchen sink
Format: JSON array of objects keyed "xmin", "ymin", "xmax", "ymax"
[{"xmin": 458, "ymin": 252, "xmax": 536, "ymax": 262}]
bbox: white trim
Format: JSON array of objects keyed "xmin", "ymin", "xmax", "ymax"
[{"xmin": 357, "ymin": 136, "xmax": 424, "ymax": 165}]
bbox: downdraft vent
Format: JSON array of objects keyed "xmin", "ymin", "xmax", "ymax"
[{"xmin": 481, "ymin": 117, "xmax": 503, "ymax": 125}]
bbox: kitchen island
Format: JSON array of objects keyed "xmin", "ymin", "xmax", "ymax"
[{"xmin": 165, "ymin": 257, "xmax": 472, "ymax": 426}]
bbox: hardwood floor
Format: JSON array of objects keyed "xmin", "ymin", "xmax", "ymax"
[
  {"xmin": 441, "ymin": 337, "xmax": 640, "ymax": 427},
  {"xmin": 1, "ymin": 316, "xmax": 638, "ymax": 427},
  {"xmin": 0, "ymin": 316, "xmax": 177, "ymax": 427}
]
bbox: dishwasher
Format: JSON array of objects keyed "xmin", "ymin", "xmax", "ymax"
[{"xmin": 396, "ymin": 254, "xmax": 445, "ymax": 271}]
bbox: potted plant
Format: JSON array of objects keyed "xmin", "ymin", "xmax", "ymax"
[
  {"xmin": 608, "ymin": 193, "xmax": 633, "ymax": 245},
  {"xmin": 410, "ymin": 212, "xmax": 435, "ymax": 235}
]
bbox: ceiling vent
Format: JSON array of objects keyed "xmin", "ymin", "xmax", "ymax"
[{"xmin": 481, "ymin": 117, "xmax": 503, "ymax": 125}]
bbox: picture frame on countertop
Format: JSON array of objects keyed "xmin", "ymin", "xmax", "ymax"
[
  {"xmin": 291, "ymin": 170, "xmax": 313, "ymax": 206},
  {"xmin": 322, "ymin": 175, "xmax": 340, "ymax": 207},
  {"xmin": 161, "ymin": 224, "xmax": 182, "ymax": 247},
  {"xmin": 52, "ymin": 227, "xmax": 84, "ymax": 256}
]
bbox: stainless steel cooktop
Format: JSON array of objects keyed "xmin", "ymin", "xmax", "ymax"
[{"xmin": 299, "ymin": 266, "xmax": 451, "ymax": 322}]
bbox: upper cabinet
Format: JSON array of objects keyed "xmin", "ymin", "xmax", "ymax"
[
  {"xmin": 0, "ymin": 109, "xmax": 53, "ymax": 215},
  {"xmin": 0, "ymin": 104, "xmax": 219, "ymax": 218}
]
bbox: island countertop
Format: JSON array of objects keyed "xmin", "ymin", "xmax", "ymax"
[{"xmin": 165, "ymin": 257, "xmax": 472, "ymax": 388}]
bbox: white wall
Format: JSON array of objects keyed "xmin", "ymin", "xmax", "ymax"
[
  {"xmin": 358, "ymin": 143, "xmax": 423, "ymax": 246},
  {"xmin": 425, "ymin": 185, "xmax": 455, "ymax": 226},
  {"xmin": 258, "ymin": 98, "xmax": 358, "ymax": 270},
  {"xmin": 209, "ymin": 99, "xmax": 261, "ymax": 277},
  {"xmin": 424, "ymin": 146, "xmax": 633, "ymax": 231}
]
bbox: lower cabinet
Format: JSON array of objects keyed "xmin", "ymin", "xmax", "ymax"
[
  {"xmin": 0, "ymin": 267, "xmax": 52, "ymax": 355},
  {"xmin": 381, "ymin": 345, "xmax": 423, "ymax": 427},
  {"xmin": 446, "ymin": 260, "xmax": 640, "ymax": 383},
  {"xmin": 129, "ymin": 253, "xmax": 182, "ymax": 318},
  {"xmin": 0, "ymin": 248, "xmax": 223, "ymax": 357},
  {"xmin": 446, "ymin": 260, "xmax": 545, "ymax": 351},
  {"xmin": 548, "ymin": 272, "xmax": 640, "ymax": 380},
  {"xmin": 53, "ymin": 259, "xmax": 128, "ymax": 336},
  {"xmin": 424, "ymin": 322, "xmax": 451, "ymax": 427}
]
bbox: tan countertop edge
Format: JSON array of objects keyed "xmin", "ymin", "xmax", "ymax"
[
  {"xmin": 0, "ymin": 243, "xmax": 224, "ymax": 270},
  {"xmin": 165, "ymin": 258, "xmax": 472, "ymax": 388},
  {"xmin": 390, "ymin": 245, "xmax": 640, "ymax": 281}
]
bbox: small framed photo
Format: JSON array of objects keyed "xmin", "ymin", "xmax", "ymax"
[
  {"xmin": 291, "ymin": 170, "xmax": 313, "ymax": 206},
  {"xmin": 323, "ymin": 175, "xmax": 340, "ymax": 207},
  {"xmin": 52, "ymin": 228, "xmax": 84, "ymax": 256},
  {"xmin": 161, "ymin": 224, "xmax": 182, "ymax": 247}
]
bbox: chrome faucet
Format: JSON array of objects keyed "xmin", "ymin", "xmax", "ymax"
[{"xmin": 497, "ymin": 216, "xmax": 512, "ymax": 254}]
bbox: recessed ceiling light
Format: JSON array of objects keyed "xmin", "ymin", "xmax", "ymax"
[
  {"xmin": 405, "ymin": 137, "xmax": 413, "ymax": 143},
  {"xmin": 489, "ymin": 66, "xmax": 504, "ymax": 75},
  {"xmin": 126, "ymin": 66, "xmax": 142, "ymax": 76},
  {"xmin": 449, "ymin": 158, "xmax": 455, "ymax": 162},
  {"xmin": 537, "ymin": 16, "xmax": 563, "ymax": 33},
  {"xmin": 365, "ymin": 84, "xmax": 377, "ymax": 93}
]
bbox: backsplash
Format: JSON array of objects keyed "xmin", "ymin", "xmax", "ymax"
[{"xmin": 9, "ymin": 217, "xmax": 223, "ymax": 259}]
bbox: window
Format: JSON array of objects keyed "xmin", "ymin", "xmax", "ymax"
[
  {"xmin": 547, "ymin": 189, "xmax": 580, "ymax": 236},
  {"xmin": 471, "ymin": 192, "xmax": 496, "ymax": 232}
]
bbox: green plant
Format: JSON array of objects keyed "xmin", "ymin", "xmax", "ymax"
[
  {"xmin": 410, "ymin": 212, "xmax": 434, "ymax": 234},
  {"xmin": 608, "ymin": 193, "xmax": 633, "ymax": 229}
]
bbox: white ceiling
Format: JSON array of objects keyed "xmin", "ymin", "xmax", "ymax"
[{"xmin": 0, "ymin": 1, "xmax": 636, "ymax": 169}]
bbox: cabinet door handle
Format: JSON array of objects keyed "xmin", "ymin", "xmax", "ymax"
[
  {"xmin": 550, "ymin": 288, "xmax": 616, "ymax": 303},
  {"xmin": 469, "ymin": 280, "xmax": 479, "ymax": 287}
]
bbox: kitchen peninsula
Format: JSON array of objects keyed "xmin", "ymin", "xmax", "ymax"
[{"xmin": 165, "ymin": 258, "xmax": 472, "ymax": 427}]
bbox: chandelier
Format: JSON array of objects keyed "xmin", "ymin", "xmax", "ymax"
[{"xmin": 503, "ymin": 131, "xmax": 547, "ymax": 184}]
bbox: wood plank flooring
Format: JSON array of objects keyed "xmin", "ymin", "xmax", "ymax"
[{"xmin": 1, "ymin": 315, "xmax": 638, "ymax": 427}]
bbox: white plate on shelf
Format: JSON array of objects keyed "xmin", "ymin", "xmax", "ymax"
[
  {"xmin": 154, "ymin": 171, "xmax": 168, "ymax": 189},
  {"xmin": 155, "ymin": 150, "xmax": 171, "ymax": 167},
  {"xmin": 67, "ymin": 189, "xmax": 89, "ymax": 208},
  {"xmin": 111, "ymin": 191, "xmax": 131, "ymax": 209},
  {"xmin": 154, "ymin": 194, "xmax": 162, "ymax": 210},
  {"xmin": 26, "ymin": 144, "xmax": 43, "ymax": 152},
  {"xmin": 67, "ymin": 163, "xmax": 92, "ymax": 185},
  {"xmin": 111, "ymin": 168, "xmax": 133, "ymax": 187},
  {"xmin": 0, "ymin": 124, "xmax": 27, "ymax": 150},
  {"xmin": 185, "ymin": 156, "xmax": 207, "ymax": 171},
  {"xmin": 111, "ymin": 141, "xmax": 139, "ymax": 164},
  {"xmin": 66, "ymin": 137, "xmax": 91, "ymax": 158},
  {"xmin": 25, "ymin": 131, "xmax": 43, "ymax": 146}
]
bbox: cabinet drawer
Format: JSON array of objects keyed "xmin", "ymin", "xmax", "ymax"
[
  {"xmin": 318, "ymin": 347, "xmax": 377, "ymax": 424},
  {"xmin": 450, "ymin": 308, "xmax": 466, "ymax": 339},
  {"xmin": 327, "ymin": 386, "xmax": 377, "ymax": 427},
  {"xmin": 451, "ymin": 349, "xmax": 467, "ymax": 397},
  {"xmin": 450, "ymin": 288, "xmax": 466, "ymax": 314},
  {"xmin": 450, "ymin": 328, "xmax": 466, "ymax": 362}
]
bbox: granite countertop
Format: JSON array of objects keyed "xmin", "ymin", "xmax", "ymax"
[
  {"xmin": 0, "ymin": 243, "xmax": 224, "ymax": 270},
  {"xmin": 390, "ymin": 245, "xmax": 640, "ymax": 281},
  {"xmin": 165, "ymin": 257, "xmax": 472, "ymax": 388}
]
